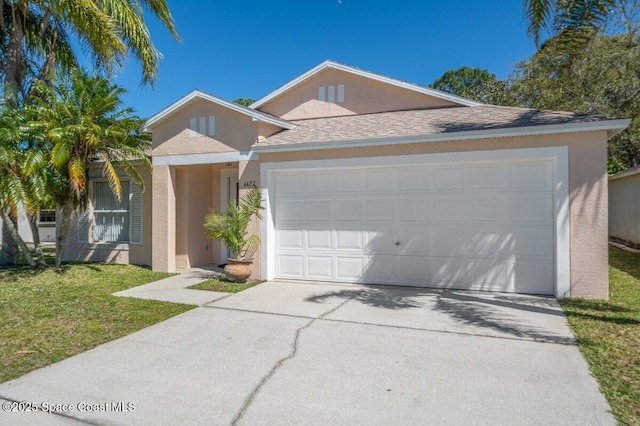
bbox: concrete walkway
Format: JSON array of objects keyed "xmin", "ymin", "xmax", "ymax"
[
  {"xmin": 0, "ymin": 281, "xmax": 614, "ymax": 425},
  {"xmin": 113, "ymin": 265, "xmax": 231, "ymax": 305}
]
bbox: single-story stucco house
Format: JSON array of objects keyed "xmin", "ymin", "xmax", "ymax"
[
  {"xmin": 609, "ymin": 166, "xmax": 640, "ymax": 244},
  {"xmin": 63, "ymin": 60, "xmax": 630, "ymax": 299}
]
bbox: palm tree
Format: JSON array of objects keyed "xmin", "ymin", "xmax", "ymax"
[
  {"xmin": 31, "ymin": 69, "xmax": 151, "ymax": 266},
  {"xmin": 0, "ymin": 105, "xmax": 50, "ymax": 267},
  {"xmin": 2, "ymin": 0, "xmax": 179, "ymax": 104},
  {"xmin": 524, "ymin": 0, "xmax": 616, "ymax": 46},
  {"xmin": 1, "ymin": 0, "xmax": 178, "ymax": 264}
]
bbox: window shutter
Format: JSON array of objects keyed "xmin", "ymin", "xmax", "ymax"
[
  {"xmin": 130, "ymin": 182, "xmax": 143, "ymax": 244},
  {"xmin": 78, "ymin": 209, "xmax": 89, "ymax": 243}
]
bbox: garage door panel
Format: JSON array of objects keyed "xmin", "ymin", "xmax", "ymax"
[
  {"xmin": 434, "ymin": 166, "xmax": 466, "ymax": 190},
  {"xmin": 303, "ymin": 200, "xmax": 332, "ymax": 222},
  {"xmin": 514, "ymin": 231, "xmax": 553, "ymax": 258},
  {"xmin": 335, "ymin": 171, "xmax": 365, "ymax": 192},
  {"xmin": 366, "ymin": 169, "xmax": 396, "ymax": 192},
  {"xmin": 399, "ymin": 168, "xmax": 430, "ymax": 191},
  {"xmin": 335, "ymin": 200, "xmax": 363, "ymax": 221},
  {"xmin": 276, "ymin": 200, "xmax": 303, "ymax": 223},
  {"xmin": 336, "ymin": 230, "xmax": 363, "ymax": 251},
  {"xmin": 365, "ymin": 230, "xmax": 397, "ymax": 255},
  {"xmin": 307, "ymin": 230, "xmax": 332, "ymax": 250},
  {"xmin": 471, "ymin": 164, "xmax": 508, "ymax": 189},
  {"xmin": 469, "ymin": 260, "xmax": 510, "ymax": 289},
  {"xmin": 513, "ymin": 261, "xmax": 553, "ymax": 294},
  {"xmin": 277, "ymin": 255, "xmax": 304, "ymax": 278},
  {"xmin": 274, "ymin": 157, "xmax": 555, "ymax": 295},
  {"xmin": 399, "ymin": 199, "xmax": 429, "ymax": 222},
  {"xmin": 510, "ymin": 196, "xmax": 553, "ymax": 223},
  {"xmin": 366, "ymin": 199, "xmax": 395, "ymax": 222},
  {"xmin": 510, "ymin": 162, "xmax": 552, "ymax": 190},
  {"xmin": 306, "ymin": 173, "xmax": 333, "ymax": 193},
  {"xmin": 434, "ymin": 197, "xmax": 471, "ymax": 222},
  {"xmin": 277, "ymin": 174, "xmax": 306, "ymax": 194},
  {"xmin": 397, "ymin": 229, "xmax": 430, "ymax": 255},
  {"xmin": 278, "ymin": 229, "xmax": 304, "ymax": 249},
  {"xmin": 431, "ymin": 258, "xmax": 469, "ymax": 286},
  {"xmin": 473, "ymin": 197, "xmax": 509, "ymax": 222},
  {"xmin": 466, "ymin": 231, "xmax": 515, "ymax": 257},
  {"xmin": 431, "ymin": 229, "xmax": 469, "ymax": 256},
  {"xmin": 306, "ymin": 256, "xmax": 334, "ymax": 279},
  {"xmin": 364, "ymin": 256, "xmax": 397, "ymax": 283},
  {"xmin": 336, "ymin": 257, "xmax": 365, "ymax": 280}
]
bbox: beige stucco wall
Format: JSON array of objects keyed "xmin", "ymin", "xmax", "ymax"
[
  {"xmin": 64, "ymin": 166, "xmax": 153, "ymax": 265},
  {"xmin": 257, "ymin": 68, "xmax": 458, "ymax": 120},
  {"xmin": 150, "ymin": 99, "xmax": 281, "ymax": 157},
  {"xmin": 609, "ymin": 171, "xmax": 640, "ymax": 244},
  {"xmin": 153, "ymin": 163, "xmax": 237, "ymax": 271},
  {"xmin": 239, "ymin": 159, "xmax": 261, "ymax": 279},
  {"xmin": 260, "ymin": 131, "xmax": 610, "ymax": 299}
]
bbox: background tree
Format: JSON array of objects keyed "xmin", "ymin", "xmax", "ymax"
[
  {"xmin": 233, "ymin": 97, "xmax": 255, "ymax": 107},
  {"xmin": 31, "ymin": 70, "xmax": 151, "ymax": 266},
  {"xmin": 509, "ymin": 34, "xmax": 640, "ymax": 168},
  {"xmin": 524, "ymin": 0, "xmax": 616, "ymax": 47},
  {"xmin": 429, "ymin": 66, "xmax": 513, "ymax": 105}
]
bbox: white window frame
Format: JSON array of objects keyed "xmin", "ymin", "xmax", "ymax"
[{"xmin": 91, "ymin": 180, "xmax": 132, "ymax": 244}]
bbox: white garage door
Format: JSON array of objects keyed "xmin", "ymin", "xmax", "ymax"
[{"xmin": 274, "ymin": 159, "xmax": 555, "ymax": 295}]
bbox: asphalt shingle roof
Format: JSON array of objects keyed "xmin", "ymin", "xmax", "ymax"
[{"xmin": 259, "ymin": 105, "xmax": 615, "ymax": 146}]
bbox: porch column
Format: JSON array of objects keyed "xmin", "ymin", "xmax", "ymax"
[{"xmin": 152, "ymin": 165, "xmax": 176, "ymax": 272}]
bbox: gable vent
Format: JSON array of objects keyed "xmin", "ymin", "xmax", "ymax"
[{"xmin": 318, "ymin": 85, "xmax": 344, "ymax": 104}]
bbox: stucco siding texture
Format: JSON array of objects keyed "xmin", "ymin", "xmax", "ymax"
[
  {"xmin": 151, "ymin": 98, "xmax": 264, "ymax": 157},
  {"xmin": 257, "ymin": 68, "xmax": 458, "ymax": 120},
  {"xmin": 261, "ymin": 131, "xmax": 610, "ymax": 299},
  {"xmin": 64, "ymin": 166, "xmax": 153, "ymax": 266},
  {"xmin": 609, "ymin": 170, "xmax": 640, "ymax": 244}
]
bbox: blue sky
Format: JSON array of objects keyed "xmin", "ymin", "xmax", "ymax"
[{"xmin": 113, "ymin": 0, "xmax": 537, "ymax": 118}]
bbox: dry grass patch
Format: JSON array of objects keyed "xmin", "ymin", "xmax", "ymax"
[{"xmin": 188, "ymin": 277, "xmax": 263, "ymax": 293}]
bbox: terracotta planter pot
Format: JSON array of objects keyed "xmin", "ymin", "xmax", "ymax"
[{"xmin": 224, "ymin": 258, "xmax": 253, "ymax": 283}]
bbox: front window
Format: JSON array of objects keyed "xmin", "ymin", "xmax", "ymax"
[
  {"xmin": 39, "ymin": 209, "xmax": 56, "ymax": 223},
  {"xmin": 93, "ymin": 181, "xmax": 130, "ymax": 243}
]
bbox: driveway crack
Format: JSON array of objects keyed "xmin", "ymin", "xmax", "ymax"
[{"xmin": 231, "ymin": 295, "xmax": 359, "ymax": 425}]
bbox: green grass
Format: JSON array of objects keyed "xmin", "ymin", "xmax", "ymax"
[
  {"xmin": 559, "ymin": 246, "xmax": 640, "ymax": 425},
  {"xmin": 189, "ymin": 276, "xmax": 263, "ymax": 293},
  {"xmin": 0, "ymin": 259, "xmax": 194, "ymax": 383}
]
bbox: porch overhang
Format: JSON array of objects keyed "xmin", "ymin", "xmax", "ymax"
[{"xmin": 152, "ymin": 151, "xmax": 259, "ymax": 166}]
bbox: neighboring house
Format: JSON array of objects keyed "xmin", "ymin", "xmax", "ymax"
[
  {"xmin": 0, "ymin": 207, "xmax": 56, "ymax": 245},
  {"xmin": 63, "ymin": 60, "xmax": 629, "ymax": 299},
  {"xmin": 609, "ymin": 166, "xmax": 640, "ymax": 244}
]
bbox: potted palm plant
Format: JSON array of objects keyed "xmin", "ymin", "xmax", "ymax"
[{"xmin": 204, "ymin": 186, "xmax": 264, "ymax": 283}]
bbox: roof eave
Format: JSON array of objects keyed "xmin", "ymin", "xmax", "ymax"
[
  {"xmin": 143, "ymin": 90, "xmax": 294, "ymax": 132},
  {"xmin": 252, "ymin": 118, "xmax": 631, "ymax": 153},
  {"xmin": 609, "ymin": 164, "xmax": 640, "ymax": 181},
  {"xmin": 249, "ymin": 60, "xmax": 482, "ymax": 110}
]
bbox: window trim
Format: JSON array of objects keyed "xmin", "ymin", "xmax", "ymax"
[{"xmin": 90, "ymin": 180, "xmax": 132, "ymax": 244}]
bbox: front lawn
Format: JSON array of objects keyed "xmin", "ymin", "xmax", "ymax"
[
  {"xmin": 559, "ymin": 246, "xmax": 640, "ymax": 425},
  {"xmin": 0, "ymin": 262, "xmax": 194, "ymax": 383}
]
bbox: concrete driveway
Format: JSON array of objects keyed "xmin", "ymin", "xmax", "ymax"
[{"xmin": 0, "ymin": 281, "xmax": 614, "ymax": 425}]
